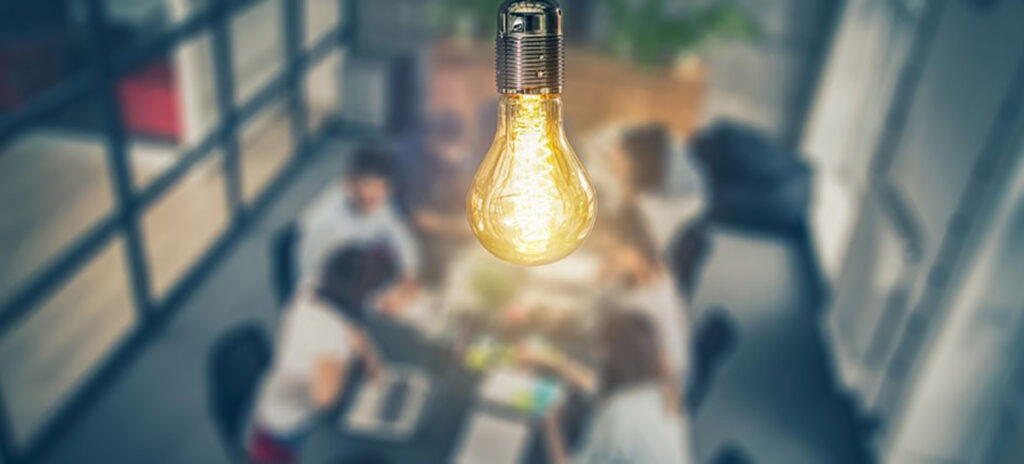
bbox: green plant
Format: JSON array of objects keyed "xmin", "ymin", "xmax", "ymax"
[
  {"xmin": 433, "ymin": 0, "xmax": 500, "ymax": 39},
  {"xmin": 431, "ymin": 0, "xmax": 759, "ymax": 67},
  {"xmin": 603, "ymin": 0, "xmax": 761, "ymax": 66}
]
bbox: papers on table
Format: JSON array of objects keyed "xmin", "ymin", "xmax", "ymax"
[
  {"xmin": 477, "ymin": 368, "xmax": 563, "ymax": 417},
  {"xmin": 379, "ymin": 290, "xmax": 448, "ymax": 339},
  {"xmin": 441, "ymin": 248, "xmax": 601, "ymax": 317},
  {"xmin": 526, "ymin": 251, "xmax": 601, "ymax": 286},
  {"xmin": 451, "ymin": 369, "xmax": 565, "ymax": 464},
  {"xmin": 452, "ymin": 412, "xmax": 530, "ymax": 464},
  {"xmin": 343, "ymin": 366, "xmax": 431, "ymax": 441}
]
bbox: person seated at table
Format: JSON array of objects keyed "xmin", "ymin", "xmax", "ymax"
[
  {"xmin": 597, "ymin": 208, "xmax": 690, "ymax": 394},
  {"xmin": 248, "ymin": 245, "xmax": 399, "ymax": 464},
  {"xmin": 608, "ymin": 124, "xmax": 706, "ymax": 253},
  {"xmin": 297, "ymin": 144, "xmax": 421, "ymax": 314},
  {"xmin": 397, "ymin": 112, "xmax": 476, "ymax": 284},
  {"xmin": 539, "ymin": 311, "xmax": 695, "ymax": 464}
]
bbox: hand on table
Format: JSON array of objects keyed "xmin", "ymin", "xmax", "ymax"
[
  {"xmin": 515, "ymin": 341, "xmax": 598, "ymax": 396},
  {"xmin": 542, "ymin": 400, "xmax": 570, "ymax": 464},
  {"xmin": 353, "ymin": 332, "xmax": 384, "ymax": 381},
  {"xmin": 415, "ymin": 211, "xmax": 472, "ymax": 238},
  {"xmin": 376, "ymin": 278, "xmax": 421, "ymax": 317},
  {"xmin": 514, "ymin": 341, "xmax": 562, "ymax": 371}
]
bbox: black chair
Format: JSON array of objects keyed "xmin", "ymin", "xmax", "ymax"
[
  {"xmin": 207, "ymin": 322, "xmax": 272, "ymax": 462},
  {"xmin": 692, "ymin": 120, "xmax": 811, "ymax": 235},
  {"xmin": 686, "ymin": 308, "xmax": 739, "ymax": 414},
  {"xmin": 668, "ymin": 217, "xmax": 713, "ymax": 302},
  {"xmin": 709, "ymin": 443, "xmax": 754, "ymax": 464},
  {"xmin": 270, "ymin": 221, "xmax": 300, "ymax": 306},
  {"xmin": 336, "ymin": 451, "xmax": 392, "ymax": 464}
]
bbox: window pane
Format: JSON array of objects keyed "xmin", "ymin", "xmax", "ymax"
[
  {"xmin": 240, "ymin": 99, "xmax": 294, "ymax": 202},
  {"xmin": 0, "ymin": 238, "xmax": 137, "ymax": 446},
  {"xmin": 0, "ymin": 95, "xmax": 114, "ymax": 307},
  {"xmin": 104, "ymin": 0, "xmax": 173, "ymax": 36},
  {"xmin": 142, "ymin": 151, "xmax": 229, "ymax": 299},
  {"xmin": 231, "ymin": 0, "xmax": 285, "ymax": 104},
  {"xmin": 103, "ymin": 0, "xmax": 214, "ymax": 53},
  {"xmin": 304, "ymin": 0, "xmax": 340, "ymax": 48},
  {"xmin": 127, "ymin": 32, "xmax": 220, "ymax": 188},
  {"xmin": 305, "ymin": 49, "xmax": 344, "ymax": 133}
]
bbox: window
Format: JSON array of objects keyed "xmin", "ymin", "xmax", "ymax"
[
  {"xmin": 142, "ymin": 151, "xmax": 229, "ymax": 298},
  {"xmin": 0, "ymin": 97, "xmax": 114, "ymax": 307},
  {"xmin": 0, "ymin": 0, "xmax": 349, "ymax": 456},
  {"xmin": 0, "ymin": 238, "xmax": 136, "ymax": 446}
]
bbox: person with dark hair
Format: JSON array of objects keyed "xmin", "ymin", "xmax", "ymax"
[
  {"xmin": 609, "ymin": 124, "xmax": 707, "ymax": 253},
  {"xmin": 397, "ymin": 111, "xmax": 476, "ymax": 284},
  {"xmin": 298, "ymin": 144, "xmax": 421, "ymax": 314},
  {"xmin": 618, "ymin": 125, "xmax": 673, "ymax": 194},
  {"xmin": 596, "ymin": 208, "xmax": 691, "ymax": 394},
  {"xmin": 535, "ymin": 311, "xmax": 695, "ymax": 464},
  {"xmin": 247, "ymin": 246, "xmax": 399, "ymax": 464}
]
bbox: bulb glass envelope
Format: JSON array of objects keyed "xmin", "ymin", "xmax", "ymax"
[
  {"xmin": 467, "ymin": 0, "xmax": 597, "ymax": 266},
  {"xmin": 468, "ymin": 94, "xmax": 596, "ymax": 266}
]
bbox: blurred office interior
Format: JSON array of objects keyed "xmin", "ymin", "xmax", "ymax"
[{"xmin": 1, "ymin": 0, "xmax": 1024, "ymax": 463}]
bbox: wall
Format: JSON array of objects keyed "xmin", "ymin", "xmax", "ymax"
[
  {"xmin": 579, "ymin": 0, "xmax": 840, "ymax": 143},
  {"xmin": 803, "ymin": 0, "xmax": 1024, "ymax": 461},
  {"xmin": 802, "ymin": 0, "xmax": 923, "ymax": 284},
  {"xmin": 699, "ymin": 0, "xmax": 841, "ymax": 143},
  {"xmin": 886, "ymin": 142, "xmax": 1024, "ymax": 463}
]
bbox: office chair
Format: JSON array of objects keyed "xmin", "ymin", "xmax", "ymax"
[
  {"xmin": 337, "ymin": 450, "xmax": 392, "ymax": 464},
  {"xmin": 686, "ymin": 307, "xmax": 739, "ymax": 415},
  {"xmin": 270, "ymin": 220, "xmax": 300, "ymax": 306},
  {"xmin": 207, "ymin": 322, "xmax": 272, "ymax": 462},
  {"xmin": 691, "ymin": 120, "xmax": 811, "ymax": 236},
  {"xmin": 709, "ymin": 443, "xmax": 754, "ymax": 464},
  {"xmin": 669, "ymin": 217, "xmax": 713, "ymax": 303}
]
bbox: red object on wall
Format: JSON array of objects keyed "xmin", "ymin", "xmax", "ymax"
[{"xmin": 118, "ymin": 60, "xmax": 181, "ymax": 142}]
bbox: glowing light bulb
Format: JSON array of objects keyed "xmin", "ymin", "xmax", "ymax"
[{"xmin": 467, "ymin": 0, "xmax": 596, "ymax": 266}]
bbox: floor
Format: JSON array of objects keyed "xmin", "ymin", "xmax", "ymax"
[
  {"xmin": 691, "ymin": 230, "xmax": 869, "ymax": 464},
  {"xmin": 0, "ymin": 0, "xmax": 344, "ymax": 458},
  {"xmin": 22, "ymin": 139, "xmax": 870, "ymax": 463},
  {"xmin": 32, "ymin": 139, "xmax": 353, "ymax": 464},
  {"xmin": 0, "ymin": 100, "xmax": 301, "ymax": 447}
]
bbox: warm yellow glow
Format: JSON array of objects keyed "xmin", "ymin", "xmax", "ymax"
[{"xmin": 467, "ymin": 94, "xmax": 597, "ymax": 265}]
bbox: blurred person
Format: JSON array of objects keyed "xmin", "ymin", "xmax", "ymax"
[
  {"xmin": 298, "ymin": 144, "xmax": 421, "ymax": 314},
  {"xmin": 609, "ymin": 124, "xmax": 707, "ymax": 253},
  {"xmin": 536, "ymin": 311, "xmax": 695, "ymax": 464},
  {"xmin": 471, "ymin": 99, "xmax": 500, "ymax": 160},
  {"xmin": 596, "ymin": 209, "xmax": 691, "ymax": 392},
  {"xmin": 398, "ymin": 112, "xmax": 476, "ymax": 284},
  {"xmin": 248, "ymin": 246, "xmax": 399, "ymax": 464}
]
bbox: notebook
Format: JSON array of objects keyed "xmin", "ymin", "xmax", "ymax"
[
  {"xmin": 343, "ymin": 366, "xmax": 431, "ymax": 441},
  {"xmin": 478, "ymin": 368, "xmax": 564, "ymax": 417},
  {"xmin": 452, "ymin": 411, "xmax": 530, "ymax": 464}
]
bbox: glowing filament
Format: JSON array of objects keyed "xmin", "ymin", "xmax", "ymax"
[{"xmin": 467, "ymin": 94, "xmax": 596, "ymax": 266}]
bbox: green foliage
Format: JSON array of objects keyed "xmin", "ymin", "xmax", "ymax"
[
  {"xmin": 432, "ymin": 0, "xmax": 760, "ymax": 66},
  {"xmin": 603, "ymin": 0, "xmax": 761, "ymax": 66},
  {"xmin": 434, "ymin": 0, "xmax": 501, "ymax": 39}
]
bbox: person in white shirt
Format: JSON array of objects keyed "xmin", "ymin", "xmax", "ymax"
[
  {"xmin": 247, "ymin": 245, "xmax": 398, "ymax": 464},
  {"xmin": 536, "ymin": 311, "xmax": 695, "ymax": 464},
  {"xmin": 596, "ymin": 209, "xmax": 691, "ymax": 393},
  {"xmin": 607, "ymin": 124, "xmax": 707, "ymax": 254},
  {"xmin": 298, "ymin": 145, "xmax": 421, "ymax": 314},
  {"xmin": 395, "ymin": 113, "xmax": 477, "ymax": 285}
]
